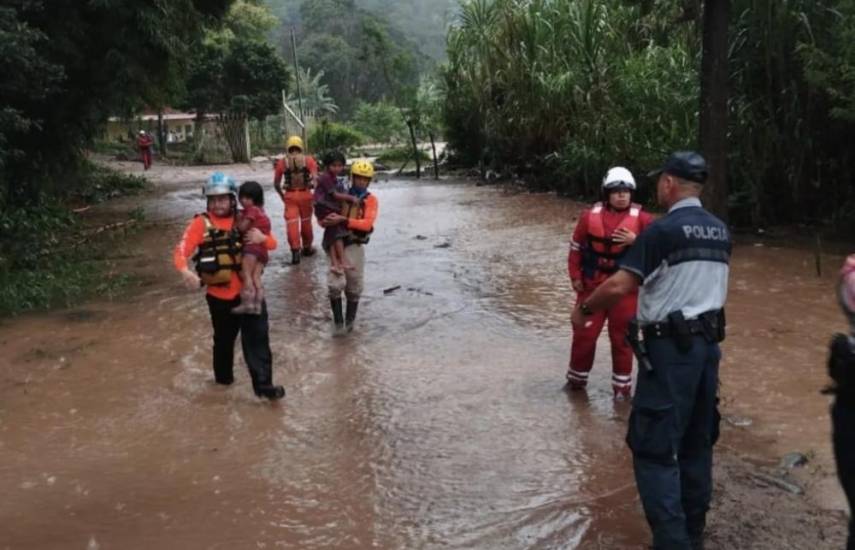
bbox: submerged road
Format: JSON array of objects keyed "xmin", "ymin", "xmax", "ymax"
[{"xmin": 0, "ymin": 164, "xmax": 847, "ymax": 548}]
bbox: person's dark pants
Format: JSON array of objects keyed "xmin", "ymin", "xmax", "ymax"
[
  {"xmin": 833, "ymin": 398, "xmax": 855, "ymax": 550},
  {"xmin": 627, "ymin": 335, "xmax": 721, "ymax": 550},
  {"xmin": 206, "ymin": 295, "xmax": 274, "ymax": 394}
]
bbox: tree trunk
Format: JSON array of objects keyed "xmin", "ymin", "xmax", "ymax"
[
  {"xmin": 698, "ymin": 0, "xmax": 730, "ymax": 221},
  {"xmin": 219, "ymin": 113, "xmax": 250, "ymax": 163},
  {"xmin": 429, "ymin": 131, "xmax": 439, "ymax": 180},
  {"xmin": 157, "ymin": 110, "xmax": 168, "ymax": 159},
  {"xmin": 407, "ymin": 120, "xmax": 421, "ymax": 179}
]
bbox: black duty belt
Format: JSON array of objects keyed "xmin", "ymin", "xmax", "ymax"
[{"xmin": 642, "ymin": 319, "xmax": 708, "ymax": 340}]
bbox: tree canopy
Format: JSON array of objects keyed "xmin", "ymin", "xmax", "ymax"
[
  {"xmin": 442, "ymin": 0, "xmax": 855, "ymax": 230},
  {"xmin": 1, "ymin": 0, "xmax": 232, "ymax": 206}
]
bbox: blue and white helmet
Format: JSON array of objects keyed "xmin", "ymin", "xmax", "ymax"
[{"xmin": 204, "ymin": 172, "xmax": 237, "ymax": 197}]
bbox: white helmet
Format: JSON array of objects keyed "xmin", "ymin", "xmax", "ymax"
[
  {"xmin": 603, "ymin": 166, "xmax": 636, "ymax": 191},
  {"xmin": 139, "ymin": 130, "xmax": 146, "ymax": 135}
]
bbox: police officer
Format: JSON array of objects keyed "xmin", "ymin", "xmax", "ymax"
[
  {"xmin": 831, "ymin": 255, "xmax": 855, "ymax": 550},
  {"xmin": 571, "ymin": 151, "xmax": 730, "ymax": 549}
]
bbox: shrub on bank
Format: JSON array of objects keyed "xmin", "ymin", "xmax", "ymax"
[
  {"xmin": 377, "ymin": 146, "xmax": 430, "ymax": 165},
  {"xmin": 0, "ymin": 163, "xmax": 147, "ymax": 315}
]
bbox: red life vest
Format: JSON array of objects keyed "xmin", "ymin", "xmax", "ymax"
[{"xmin": 585, "ymin": 202, "xmax": 643, "ymax": 274}]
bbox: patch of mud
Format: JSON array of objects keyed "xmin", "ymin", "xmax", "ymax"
[{"xmin": 707, "ymin": 454, "xmax": 848, "ymax": 549}]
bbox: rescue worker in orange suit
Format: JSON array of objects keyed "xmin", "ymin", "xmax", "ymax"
[
  {"xmin": 567, "ymin": 167, "xmax": 654, "ymax": 398},
  {"xmin": 274, "ymin": 135, "xmax": 318, "ymax": 265},
  {"xmin": 173, "ymin": 172, "xmax": 285, "ymax": 400},
  {"xmin": 319, "ymin": 160, "xmax": 379, "ymax": 333},
  {"xmin": 137, "ymin": 130, "xmax": 154, "ymax": 170}
]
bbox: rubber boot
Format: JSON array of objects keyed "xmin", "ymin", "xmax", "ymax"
[
  {"xmin": 291, "ymin": 249, "xmax": 301, "ymax": 265},
  {"xmin": 330, "ymin": 298, "xmax": 345, "ymax": 330},
  {"xmin": 255, "ymin": 384, "xmax": 285, "ymax": 400},
  {"xmin": 345, "ymin": 301, "xmax": 359, "ymax": 332},
  {"xmin": 302, "ymin": 246, "xmax": 316, "ymax": 257}
]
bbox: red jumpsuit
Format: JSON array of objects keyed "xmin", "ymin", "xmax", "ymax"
[
  {"xmin": 567, "ymin": 203, "xmax": 654, "ymax": 396},
  {"xmin": 137, "ymin": 134, "xmax": 153, "ymax": 170}
]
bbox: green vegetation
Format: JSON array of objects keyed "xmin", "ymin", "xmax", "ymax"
[
  {"xmin": 0, "ymin": 2, "xmax": 233, "ymax": 315},
  {"xmin": 183, "ymin": 1, "xmax": 291, "ymax": 163},
  {"xmin": 266, "ymin": 0, "xmax": 431, "ymax": 117},
  {"xmin": 0, "ymin": 1, "xmax": 232, "ymax": 209},
  {"xmin": 442, "ymin": 0, "xmax": 855, "ymax": 231},
  {"xmin": 376, "ymin": 146, "xmax": 429, "ymax": 164},
  {"xmin": 309, "ymin": 121, "xmax": 367, "ymax": 154},
  {"xmin": 0, "ymin": 164, "xmax": 147, "ymax": 315},
  {"xmin": 351, "ymin": 101, "xmax": 407, "ymax": 144}
]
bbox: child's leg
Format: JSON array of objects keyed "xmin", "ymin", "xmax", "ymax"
[
  {"xmin": 232, "ymin": 256, "xmax": 258, "ymax": 314},
  {"xmin": 329, "ymin": 241, "xmax": 344, "ymax": 274},
  {"xmin": 252, "ymin": 263, "xmax": 265, "ymax": 313},
  {"xmin": 336, "ymin": 238, "xmax": 354, "ymax": 270}
]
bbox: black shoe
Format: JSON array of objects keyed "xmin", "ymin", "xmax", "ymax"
[
  {"xmin": 345, "ymin": 300, "xmax": 359, "ymax": 332},
  {"xmin": 291, "ymin": 250, "xmax": 301, "ymax": 265},
  {"xmin": 330, "ymin": 298, "xmax": 344, "ymax": 328},
  {"xmin": 256, "ymin": 384, "xmax": 285, "ymax": 400},
  {"xmin": 301, "ymin": 246, "xmax": 316, "ymax": 257}
]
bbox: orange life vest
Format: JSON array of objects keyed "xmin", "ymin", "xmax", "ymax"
[
  {"xmin": 341, "ymin": 194, "xmax": 373, "ymax": 245},
  {"xmin": 584, "ymin": 202, "xmax": 643, "ymax": 274}
]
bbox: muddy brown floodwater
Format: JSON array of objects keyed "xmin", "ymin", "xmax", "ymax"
[{"xmin": 0, "ymin": 161, "xmax": 850, "ymax": 549}]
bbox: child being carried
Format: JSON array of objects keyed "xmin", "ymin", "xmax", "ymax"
[
  {"xmin": 315, "ymin": 151, "xmax": 359, "ymax": 274},
  {"xmin": 232, "ymin": 181, "xmax": 271, "ymax": 315}
]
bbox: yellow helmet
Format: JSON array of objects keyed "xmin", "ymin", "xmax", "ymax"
[
  {"xmin": 350, "ymin": 159, "xmax": 375, "ymax": 179},
  {"xmin": 285, "ymin": 135, "xmax": 304, "ymax": 152}
]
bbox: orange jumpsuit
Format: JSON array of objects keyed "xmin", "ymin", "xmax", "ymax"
[{"xmin": 274, "ymin": 156, "xmax": 318, "ymax": 252}]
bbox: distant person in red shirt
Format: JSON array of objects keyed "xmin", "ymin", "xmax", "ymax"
[
  {"xmin": 232, "ymin": 181, "xmax": 272, "ymax": 315},
  {"xmin": 137, "ymin": 130, "xmax": 154, "ymax": 170},
  {"xmin": 566, "ymin": 167, "xmax": 654, "ymax": 398}
]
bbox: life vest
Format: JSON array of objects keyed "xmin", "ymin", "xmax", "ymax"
[
  {"xmin": 281, "ymin": 154, "xmax": 311, "ymax": 191},
  {"xmin": 582, "ymin": 202, "xmax": 643, "ymax": 276},
  {"xmin": 193, "ymin": 214, "xmax": 242, "ymax": 286},
  {"xmin": 342, "ymin": 195, "xmax": 373, "ymax": 246}
]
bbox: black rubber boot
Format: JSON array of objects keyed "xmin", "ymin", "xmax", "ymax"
[
  {"xmin": 291, "ymin": 249, "xmax": 301, "ymax": 265},
  {"xmin": 256, "ymin": 384, "xmax": 285, "ymax": 400},
  {"xmin": 301, "ymin": 246, "xmax": 316, "ymax": 257},
  {"xmin": 345, "ymin": 301, "xmax": 359, "ymax": 332},
  {"xmin": 330, "ymin": 298, "xmax": 344, "ymax": 329}
]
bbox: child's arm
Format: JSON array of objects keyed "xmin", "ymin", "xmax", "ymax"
[
  {"xmin": 236, "ymin": 214, "xmax": 253, "ymax": 233},
  {"xmin": 332, "ymin": 191, "xmax": 358, "ymax": 204}
]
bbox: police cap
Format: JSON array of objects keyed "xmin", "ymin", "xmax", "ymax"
[{"xmin": 647, "ymin": 151, "xmax": 708, "ymax": 184}]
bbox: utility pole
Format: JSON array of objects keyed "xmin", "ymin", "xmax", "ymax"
[
  {"xmin": 290, "ymin": 27, "xmax": 307, "ymax": 149},
  {"xmin": 698, "ymin": 0, "xmax": 730, "ymax": 221}
]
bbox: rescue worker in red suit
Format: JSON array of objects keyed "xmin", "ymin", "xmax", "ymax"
[
  {"xmin": 567, "ymin": 167, "xmax": 654, "ymax": 399},
  {"xmin": 273, "ymin": 135, "xmax": 318, "ymax": 265},
  {"xmin": 137, "ymin": 130, "xmax": 154, "ymax": 171}
]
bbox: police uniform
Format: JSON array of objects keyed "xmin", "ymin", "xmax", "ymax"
[{"xmin": 617, "ymin": 152, "xmax": 730, "ymax": 549}]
